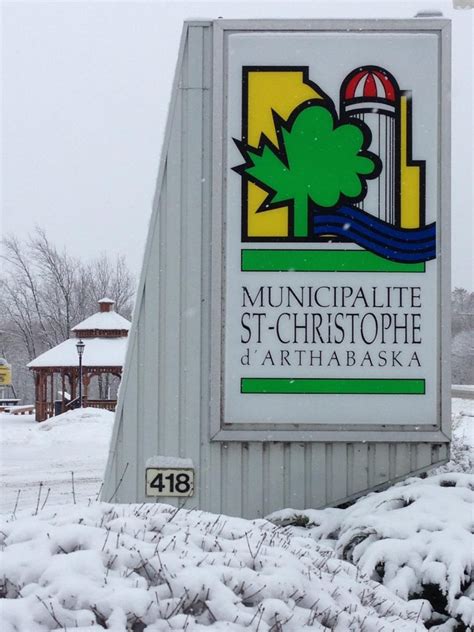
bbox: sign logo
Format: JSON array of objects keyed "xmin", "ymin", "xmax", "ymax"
[{"xmin": 233, "ymin": 66, "xmax": 435, "ymax": 264}]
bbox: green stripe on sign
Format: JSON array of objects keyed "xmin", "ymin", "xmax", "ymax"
[
  {"xmin": 241, "ymin": 249, "xmax": 425, "ymax": 273},
  {"xmin": 241, "ymin": 378, "xmax": 426, "ymax": 395}
]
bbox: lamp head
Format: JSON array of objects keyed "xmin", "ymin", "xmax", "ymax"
[{"xmin": 76, "ymin": 339, "xmax": 85, "ymax": 357}]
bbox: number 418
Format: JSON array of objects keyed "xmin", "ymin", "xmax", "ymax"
[{"xmin": 150, "ymin": 471, "xmax": 192, "ymax": 494}]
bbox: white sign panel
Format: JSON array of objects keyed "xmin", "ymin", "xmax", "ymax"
[{"xmin": 214, "ymin": 27, "xmax": 446, "ymax": 431}]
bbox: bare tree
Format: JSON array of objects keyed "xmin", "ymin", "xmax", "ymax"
[
  {"xmin": 451, "ymin": 288, "xmax": 474, "ymax": 384},
  {"xmin": 0, "ymin": 235, "xmax": 51, "ymax": 357},
  {"xmin": 452, "ymin": 287, "xmax": 474, "ymax": 337},
  {"xmin": 83, "ymin": 253, "xmax": 134, "ymax": 319},
  {"xmin": 0, "ymin": 227, "xmax": 135, "ymax": 402},
  {"xmin": 452, "ymin": 330, "xmax": 474, "ymax": 385}
]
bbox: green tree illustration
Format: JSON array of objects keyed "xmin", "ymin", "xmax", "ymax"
[{"xmin": 235, "ymin": 102, "xmax": 380, "ymax": 237}]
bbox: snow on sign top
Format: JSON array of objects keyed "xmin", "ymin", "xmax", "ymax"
[
  {"xmin": 27, "ymin": 337, "xmax": 128, "ymax": 368},
  {"xmin": 71, "ymin": 310, "xmax": 131, "ymax": 332}
]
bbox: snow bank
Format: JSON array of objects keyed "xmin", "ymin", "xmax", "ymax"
[
  {"xmin": 269, "ymin": 473, "xmax": 474, "ymax": 630},
  {"xmin": 0, "ymin": 502, "xmax": 431, "ymax": 632}
]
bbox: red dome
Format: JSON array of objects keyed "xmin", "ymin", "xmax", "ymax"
[{"xmin": 343, "ymin": 67, "xmax": 397, "ymax": 102}]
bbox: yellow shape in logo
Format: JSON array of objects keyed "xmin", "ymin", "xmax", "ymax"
[
  {"xmin": 246, "ymin": 70, "xmax": 323, "ymax": 237},
  {"xmin": 400, "ymin": 95, "xmax": 423, "ymax": 229}
]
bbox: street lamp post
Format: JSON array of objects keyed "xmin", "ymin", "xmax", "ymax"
[{"xmin": 76, "ymin": 339, "xmax": 85, "ymax": 408}]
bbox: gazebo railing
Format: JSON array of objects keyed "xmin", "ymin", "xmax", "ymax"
[
  {"xmin": 64, "ymin": 397, "xmax": 117, "ymax": 413},
  {"xmin": 85, "ymin": 399, "xmax": 117, "ymax": 411},
  {"xmin": 65, "ymin": 396, "xmax": 82, "ymax": 411}
]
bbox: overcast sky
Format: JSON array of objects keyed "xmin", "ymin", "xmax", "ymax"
[{"xmin": 2, "ymin": 0, "xmax": 473, "ymax": 289}]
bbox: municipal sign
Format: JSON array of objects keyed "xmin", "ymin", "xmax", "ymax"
[
  {"xmin": 102, "ymin": 20, "xmax": 451, "ymax": 516},
  {"xmin": 211, "ymin": 22, "xmax": 450, "ymax": 434}
]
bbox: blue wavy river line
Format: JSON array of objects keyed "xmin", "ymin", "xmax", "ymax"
[{"xmin": 313, "ymin": 206, "xmax": 436, "ymax": 263}]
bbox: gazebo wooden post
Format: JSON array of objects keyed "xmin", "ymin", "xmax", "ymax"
[
  {"xmin": 83, "ymin": 372, "xmax": 90, "ymax": 405},
  {"xmin": 36, "ymin": 369, "xmax": 47, "ymax": 422},
  {"xmin": 49, "ymin": 370, "xmax": 54, "ymax": 418},
  {"xmin": 44, "ymin": 370, "xmax": 48, "ymax": 419},
  {"xmin": 66, "ymin": 371, "xmax": 73, "ymax": 410},
  {"xmin": 34, "ymin": 371, "xmax": 40, "ymax": 421},
  {"xmin": 61, "ymin": 370, "xmax": 65, "ymax": 414},
  {"xmin": 44, "ymin": 371, "xmax": 48, "ymax": 419},
  {"xmin": 40, "ymin": 371, "xmax": 44, "ymax": 421},
  {"xmin": 42, "ymin": 371, "xmax": 46, "ymax": 419},
  {"xmin": 71, "ymin": 369, "xmax": 76, "ymax": 401},
  {"xmin": 41, "ymin": 371, "xmax": 45, "ymax": 420},
  {"xmin": 34, "ymin": 372, "xmax": 38, "ymax": 419}
]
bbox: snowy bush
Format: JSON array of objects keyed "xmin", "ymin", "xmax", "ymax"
[
  {"xmin": 0, "ymin": 502, "xmax": 431, "ymax": 631},
  {"xmin": 269, "ymin": 473, "xmax": 474, "ymax": 630}
]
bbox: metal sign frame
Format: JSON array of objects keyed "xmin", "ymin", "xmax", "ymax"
[{"xmin": 210, "ymin": 19, "xmax": 451, "ymax": 443}]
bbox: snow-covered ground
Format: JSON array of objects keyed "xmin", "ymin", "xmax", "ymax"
[
  {"xmin": 0, "ymin": 401, "xmax": 472, "ymax": 631},
  {"xmin": 0, "ymin": 408, "xmax": 113, "ymax": 515}
]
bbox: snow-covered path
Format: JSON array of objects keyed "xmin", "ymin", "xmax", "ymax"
[{"xmin": 0, "ymin": 408, "xmax": 113, "ymax": 515}]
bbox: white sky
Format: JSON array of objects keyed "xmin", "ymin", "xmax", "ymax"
[{"xmin": 2, "ymin": 0, "xmax": 473, "ymax": 289}]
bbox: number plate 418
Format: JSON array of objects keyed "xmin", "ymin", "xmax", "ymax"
[{"xmin": 146, "ymin": 468, "xmax": 194, "ymax": 497}]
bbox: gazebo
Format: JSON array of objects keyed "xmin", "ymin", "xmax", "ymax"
[{"xmin": 28, "ymin": 298, "xmax": 130, "ymax": 422}]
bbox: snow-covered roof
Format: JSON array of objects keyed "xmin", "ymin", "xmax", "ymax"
[
  {"xmin": 28, "ymin": 337, "xmax": 128, "ymax": 368},
  {"xmin": 71, "ymin": 310, "xmax": 131, "ymax": 332}
]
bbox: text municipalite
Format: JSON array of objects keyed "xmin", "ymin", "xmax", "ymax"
[{"xmin": 242, "ymin": 285, "xmax": 422, "ymax": 310}]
